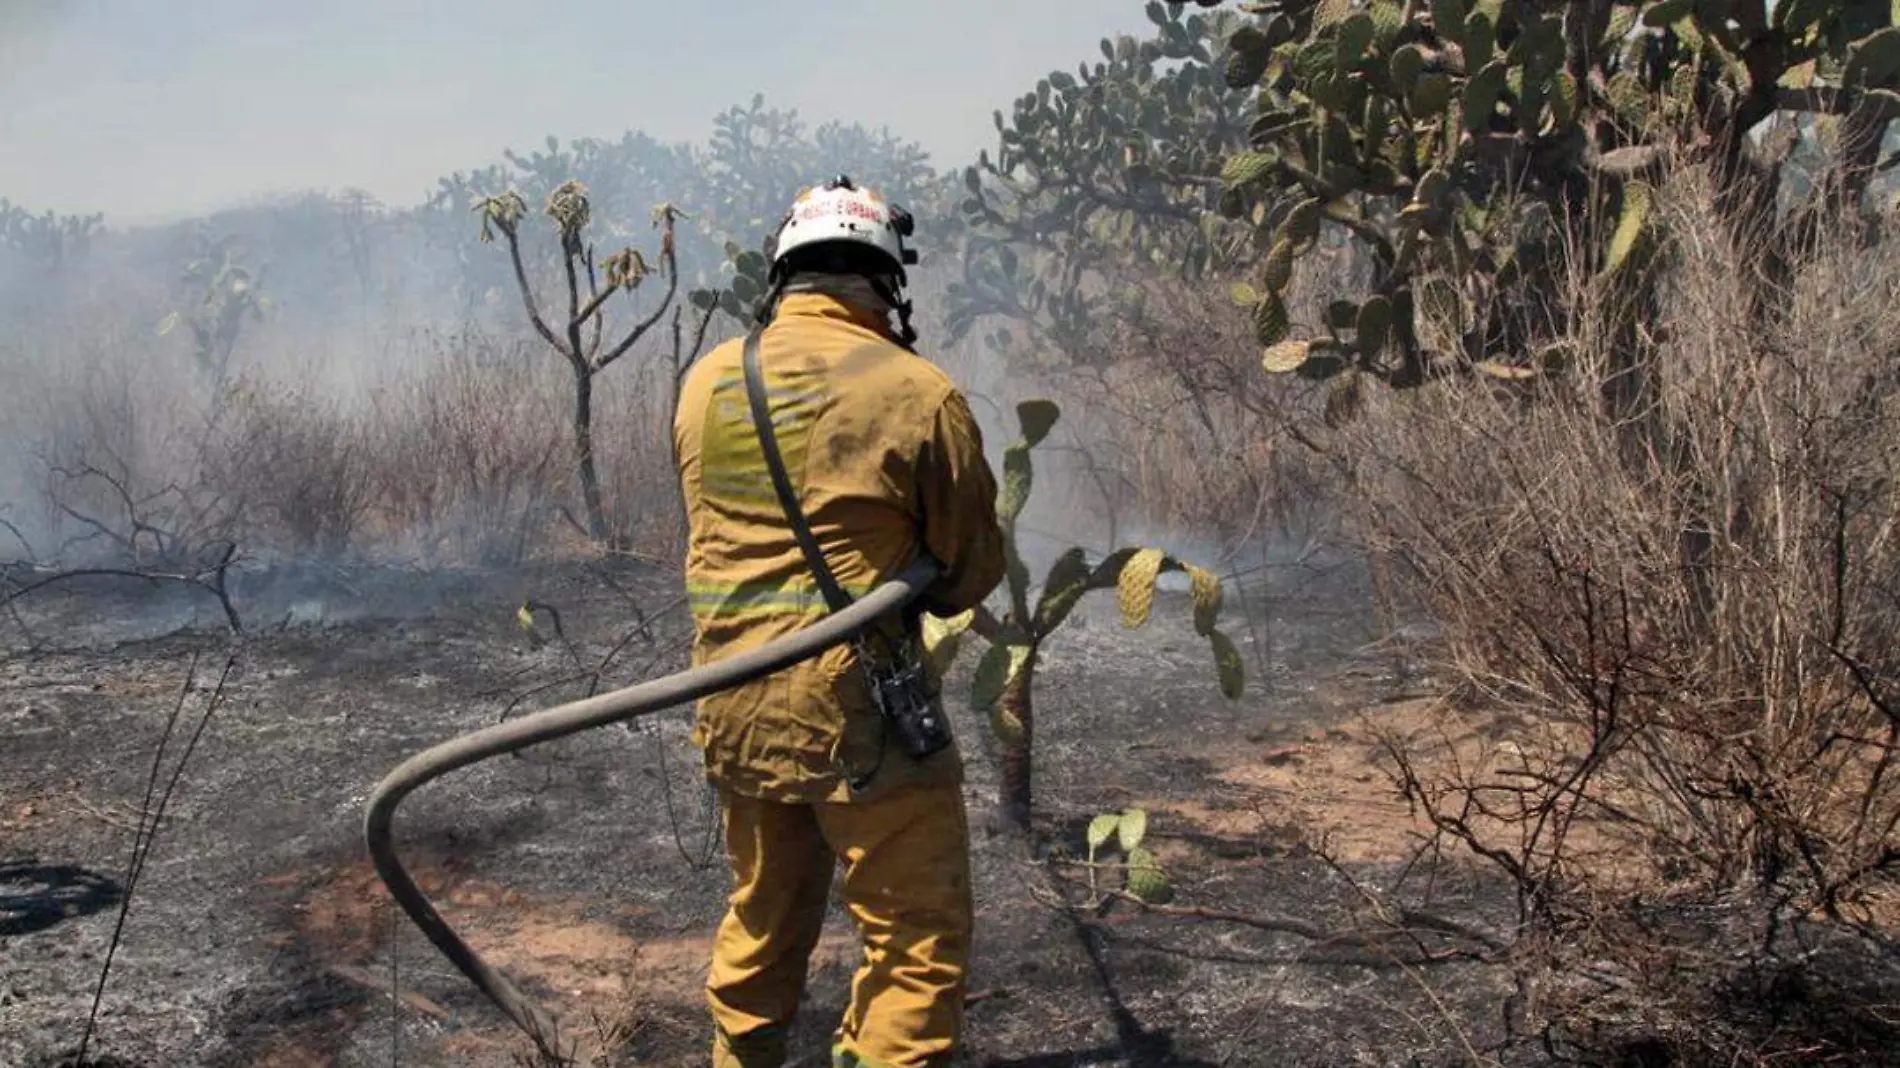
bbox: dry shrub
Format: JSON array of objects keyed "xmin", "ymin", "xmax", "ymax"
[
  {"xmin": 222, "ymin": 326, "xmax": 698, "ymax": 569},
  {"xmin": 1334, "ymin": 167, "xmax": 1900, "ymax": 1062},
  {"xmin": 357, "ymin": 324, "xmax": 697, "ymax": 567},
  {"xmin": 4, "ymin": 321, "xmax": 704, "ymax": 573},
  {"xmin": 214, "ymin": 382, "xmax": 373, "ymax": 560},
  {"xmin": 363, "ymin": 329, "xmax": 570, "ymax": 567},
  {"xmin": 1047, "ymin": 256, "xmax": 1359, "ymax": 562},
  {"xmin": 593, "ymin": 353, "xmax": 693, "ymax": 560},
  {"xmin": 24, "ymin": 337, "xmax": 242, "ymax": 569}
]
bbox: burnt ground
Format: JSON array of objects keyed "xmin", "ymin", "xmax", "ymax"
[{"xmin": 0, "ymin": 555, "xmax": 1580, "ymax": 1067}]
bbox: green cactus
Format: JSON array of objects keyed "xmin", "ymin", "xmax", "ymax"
[
  {"xmin": 690, "ymin": 238, "xmax": 772, "ymax": 324},
  {"xmin": 1084, "ymin": 806, "xmax": 1175, "ymax": 904},
  {"xmin": 0, "ymin": 199, "xmax": 104, "ymax": 271},
  {"xmin": 685, "ymin": 96, "xmax": 958, "ymax": 328},
  {"xmin": 156, "ymin": 234, "xmax": 271, "ymax": 391},
  {"xmin": 925, "ymin": 398, "xmax": 1245, "ymax": 834},
  {"xmin": 1165, "ymin": 0, "xmax": 1900, "ymax": 397},
  {"xmin": 946, "ymin": 3, "xmax": 1268, "ymax": 363}
]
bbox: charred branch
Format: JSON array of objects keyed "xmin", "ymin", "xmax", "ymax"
[{"xmin": 1, "ymin": 542, "xmax": 242, "ymax": 635}]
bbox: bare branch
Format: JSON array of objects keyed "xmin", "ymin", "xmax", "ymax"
[
  {"xmin": 499, "ymin": 224, "xmax": 570, "ymax": 361},
  {"xmin": 592, "ymin": 260, "xmax": 680, "ymax": 374},
  {"xmin": 1776, "ymin": 87, "xmax": 1900, "ymax": 119},
  {"xmin": 562, "ymin": 238, "xmax": 586, "ymax": 364},
  {"xmin": 48, "ymin": 459, "xmax": 169, "ymax": 558},
  {"xmin": 584, "ymin": 247, "xmax": 604, "ymax": 359},
  {"xmin": 683, "ymin": 296, "xmax": 719, "ymax": 376},
  {"xmin": 0, "ymin": 514, "xmax": 39, "ymax": 560},
  {"xmin": 519, "ymin": 598, "xmax": 586, "ymax": 672},
  {"xmin": 563, "ymin": 238, "xmax": 582, "ymax": 336},
  {"xmin": 574, "ymin": 283, "xmax": 618, "ymax": 336},
  {"xmin": 1, "ymin": 541, "xmax": 241, "ymax": 634}
]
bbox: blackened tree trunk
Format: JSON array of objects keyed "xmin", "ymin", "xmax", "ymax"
[{"xmin": 572, "ymin": 369, "xmax": 607, "ymax": 544}]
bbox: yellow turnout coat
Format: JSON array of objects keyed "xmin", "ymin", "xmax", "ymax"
[{"xmin": 672, "ymin": 291, "xmax": 1006, "ymax": 804}]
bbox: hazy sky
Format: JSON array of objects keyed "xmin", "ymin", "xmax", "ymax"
[{"xmin": 0, "ymin": 1, "xmax": 1156, "ymax": 225}]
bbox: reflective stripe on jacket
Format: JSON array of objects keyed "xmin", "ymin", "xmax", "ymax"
[{"xmin": 673, "ymin": 292, "xmax": 1006, "ymax": 803}]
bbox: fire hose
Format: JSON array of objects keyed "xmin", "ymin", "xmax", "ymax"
[{"xmin": 361, "ymin": 556, "xmax": 941, "ymax": 1054}]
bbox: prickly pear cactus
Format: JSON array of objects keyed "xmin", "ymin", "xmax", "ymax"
[
  {"xmin": 0, "ymin": 198, "xmax": 104, "ymax": 269},
  {"xmin": 1086, "ymin": 806, "xmax": 1176, "ymax": 904},
  {"xmin": 156, "ymin": 235, "xmax": 272, "ymax": 387},
  {"xmin": 921, "ymin": 607, "xmax": 976, "ymax": 679},
  {"xmin": 949, "ymin": 2, "xmax": 1261, "ymax": 361},
  {"xmin": 1182, "ymin": 0, "xmax": 1900, "ymax": 393},
  {"xmin": 962, "ymin": 397, "xmax": 1247, "ymax": 731},
  {"xmin": 689, "ymin": 238, "xmax": 772, "ymax": 323}
]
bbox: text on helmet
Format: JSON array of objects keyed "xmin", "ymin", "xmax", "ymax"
[{"xmin": 795, "ymin": 197, "xmax": 886, "ymax": 224}]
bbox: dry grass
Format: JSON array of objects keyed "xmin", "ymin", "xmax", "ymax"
[
  {"xmin": 358, "ymin": 329, "xmax": 572, "ymax": 566},
  {"xmin": 3, "ymin": 322, "xmax": 697, "ymax": 574}
]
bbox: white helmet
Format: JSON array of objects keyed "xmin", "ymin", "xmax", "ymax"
[{"xmin": 769, "ymin": 175, "xmax": 917, "ymax": 284}]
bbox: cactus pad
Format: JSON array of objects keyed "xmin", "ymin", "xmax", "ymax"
[
  {"xmin": 971, "ymin": 643, "xmax": 1031, "ymax": 716},
  {"xmin": 1253, "ymin": 291, "xmax": 1291, "ymax": 345},
  {"xmin": 1262, "ymin": 338, "xmax": 1312, "ymax": 373},
  {"xmin": 1017, "ymin": 398, "xmax": 1061, "ymax": 447},
  {"xmin": 1187, "ymin": 564, "xmax": 1224, "ymax": 637},
  {"xmin": 1117, "ymin": 548, "xmax": 1168, "ymax": 628},
  {"xmin": 1603, "ymin": 181, "xmax": 1653, "ymax": 277},
  {"xmin": 1117, "ymin": 807, "xmax": 1150, "ymax": 852},
  {"xmin": 1034, "ymin": 547, "xmax": 1095, "ymax": 636},
  {"xmin": 999, "ymin": 444, "xmax": 1033, "ymax": 523},
  {"xmin": 922, "ymin": 609, "xmax": 975, "ymax": 677},
  {"xmin": 1222, "ymin": 151, "xmax": 1279, "ymax": 189},
  {"xmin": 1125, "ymin": 846, "xmax": 1174, "ymax": 904},
  {"xmin": 1210, "ymin": 630, "xmax": 1246, "ymax": 700}
]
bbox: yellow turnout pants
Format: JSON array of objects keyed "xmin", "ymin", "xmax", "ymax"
[{"xmin": 708, "ymin": 782, "xmax": 973, "ymax": 1068}]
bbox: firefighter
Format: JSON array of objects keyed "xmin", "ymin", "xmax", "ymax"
[{"xmin": 672, "ymin": 175, "xmax": 1007, "ymax": 1068}]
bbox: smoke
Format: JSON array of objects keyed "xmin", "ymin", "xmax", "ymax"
[
  {"xmin": 0, "ymin": 2, "xmax": 73, "ymax": 73},
  {"xmin": 0, "ymin": 2, "xmax": 1290, "ymax": 652}
]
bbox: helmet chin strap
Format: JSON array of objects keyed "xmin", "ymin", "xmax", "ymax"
[
  {"xmin": 869, "ymin": 276, "xmax": 919, "ymax": 351},
  {"xmin": 752, "ymin": 277, "xmax": 786, "ymax": 330}
]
